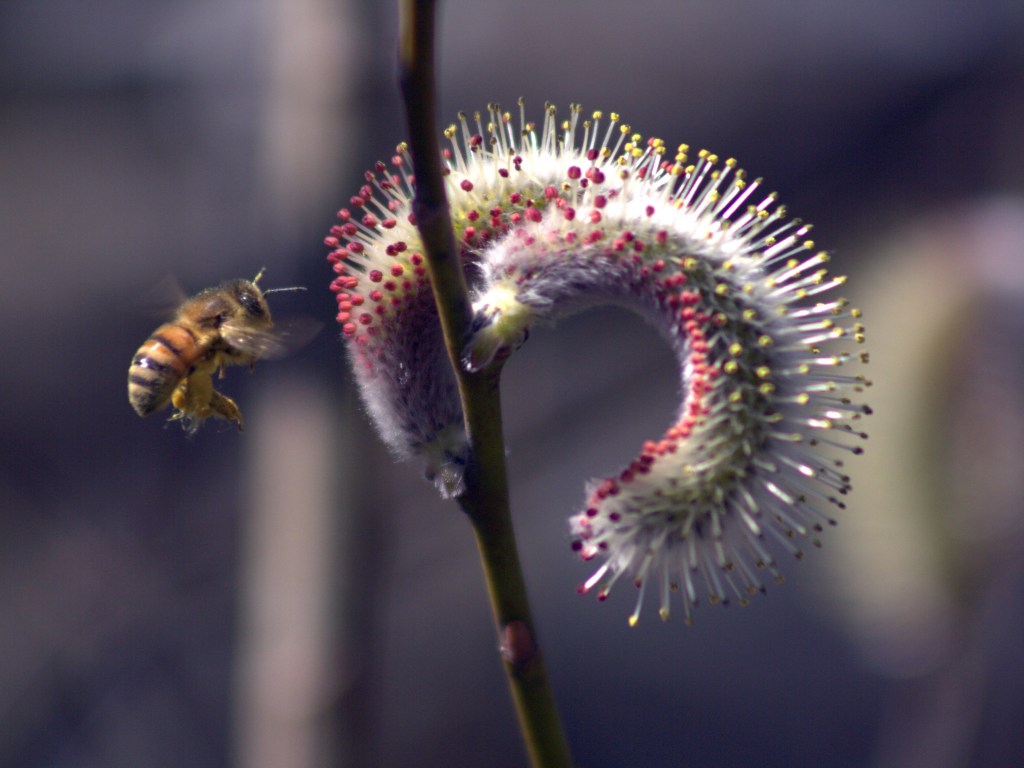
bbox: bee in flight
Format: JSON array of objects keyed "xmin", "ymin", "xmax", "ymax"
[{"xmin": 128, "ymin": 270, "xmax": 306, "ymax": 434}]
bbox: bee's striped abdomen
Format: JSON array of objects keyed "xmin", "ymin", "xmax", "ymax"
[{"xmin": 128, "ymin": 324, "xmax": 203, "ymax": 416}]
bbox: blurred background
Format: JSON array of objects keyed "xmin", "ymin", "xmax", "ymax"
[{"xmin": 2, "ymin": 1, "xmax": 1024, "ymax": 766}]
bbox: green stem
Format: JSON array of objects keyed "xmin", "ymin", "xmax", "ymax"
[{"xmin": 396, "ymin": 2, "xmax": 573, "ymax": 766}]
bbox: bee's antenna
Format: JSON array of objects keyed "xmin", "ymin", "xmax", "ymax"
[{"xmin": 262, "ymin": 286, "xmax": 307, "ymax": 295}]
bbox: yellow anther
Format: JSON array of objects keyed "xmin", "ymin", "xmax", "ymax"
[
  {"xmin": 715, "ymin": 283, "xmax": 730, "ymax": 296},
  {"xmin": 729, "ymin": 342, "xmax": 744, "ymax": 356},
  {"xmin": 724, "ymin": 361, "xmax": 739, "ymax": 375},
  {"xmin": 759, "ymin": 383, "xmax": 776, "ymax": 396},
  {"xmin": 757, "ymin": 335, "xmax": 773, "ymax": 347},
  {"xmin": 743, "ymin": 308, "xmax": 758, "ymax": 321},
  {"xmin": 756, "ymin": 366, "xmax": 772, "ymax": 379},
  {"xmin": 593, "ymin": 110, "xmax": 603, "ymax": 120}
]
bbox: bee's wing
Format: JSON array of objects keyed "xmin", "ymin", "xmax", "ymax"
[
  {"xmin": 222, "ymin": 317, "xmax": 322, "ymax": 360},
  {"xmin": 134, "ymin": 275, "xmax": 189, "ymax": 319}
]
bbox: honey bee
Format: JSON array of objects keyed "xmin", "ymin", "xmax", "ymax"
[{"xmin": 128, "ymin": 270, "xmax": 306, "ymax": 433}]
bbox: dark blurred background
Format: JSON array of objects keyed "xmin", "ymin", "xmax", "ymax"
[{"xmin": 2, "ymin": 1, "xmax": 1024, "ymax": 766}]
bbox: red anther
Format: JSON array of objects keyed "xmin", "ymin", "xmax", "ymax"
[
  {"xmin": 567, "ymin": 166, "xmax": 582, "ymax": 180},
  {"xmin": 593, "ymin": 195, "xmax": 607, "ymax": 209},
  {"xmin": 460, "ymin": 179, "xmax": 474, "ymax": 191}
]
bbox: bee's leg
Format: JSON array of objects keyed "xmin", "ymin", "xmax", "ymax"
[
  {"xmin": 209, "ymin": 390, "xmax": 244, "ymax": 431},
  {"xmin": 170, "ymin": 373, "xmax": 215, "ymax": 434}
]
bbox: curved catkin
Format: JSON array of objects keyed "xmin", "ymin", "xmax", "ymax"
[{"xmin": 327, "ymin": 102, "xmax": 869, "ymax": 623}]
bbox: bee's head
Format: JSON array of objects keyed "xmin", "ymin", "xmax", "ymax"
[{"xmin": 227, "ymin": 277, "xmax": 271, "ymax": 322}]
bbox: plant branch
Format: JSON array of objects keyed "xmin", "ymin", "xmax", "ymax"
[{"xmin": 396, "ymin": 2, "xmax": 573, "ymax": 766}]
